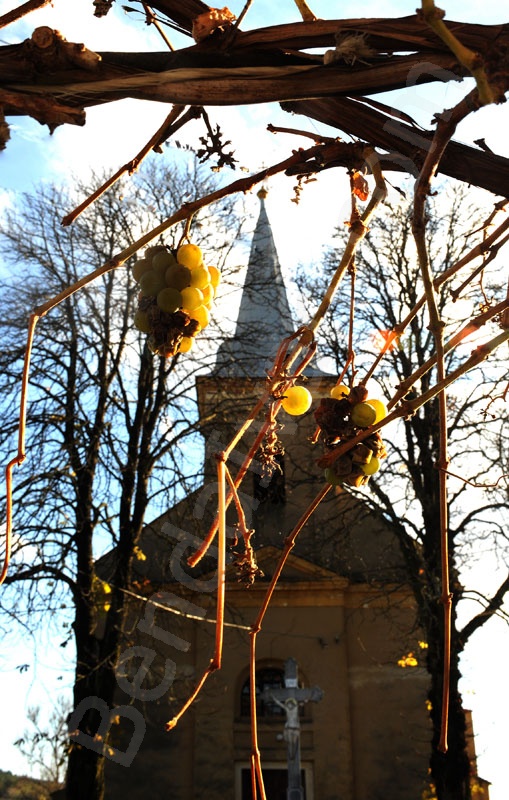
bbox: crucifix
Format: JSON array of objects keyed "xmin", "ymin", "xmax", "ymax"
[{"xmin": 261, "ymin": 657, "xmax": 323, "ymax": 800}]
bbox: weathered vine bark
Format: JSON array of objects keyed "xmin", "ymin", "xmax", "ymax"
[{"xmin": 1, "ymin": 11, "xmax": 508, "ymax": 193}]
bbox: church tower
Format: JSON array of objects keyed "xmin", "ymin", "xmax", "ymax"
[
  {"xmin": 196, "ymin": 189, "xmax": 340, "ymax": 554},
  {"xmin": 196, "ymin": 190, "xmax": 403, "ymax": 576},
  {"xmin": 214, "ymin": 186, "xmax": 295, "ymax": 378}
]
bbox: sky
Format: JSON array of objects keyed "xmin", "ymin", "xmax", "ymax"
[{"xmin": 0, "ymin": 0, "xmax": 508, "ymax": 796}]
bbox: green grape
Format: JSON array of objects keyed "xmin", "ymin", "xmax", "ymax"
[
  {"xmin": 361, "ymin": 456, "xmax": 381, "ymax": 475},
  {"xmin": 366, "ymin": 398, "xmax": 387, "ymax": 424},
  {"xmin": 324, "ymin": 467, "xmax": 342, "ymax": 485},
  {"xmin": 140, "ymin": 270, "xmax": 166, "ymax": 297},
  {"xmin": 152, "ymin": 250, "xmax": 177, "ymax": 275},
  {"xmin": 330, "ymin": 384, "xmax": 350, "ymax": 400},
  {"xmin": 166, "ymin": 264, "xmax": 192, "ymax": 291},
  {"xmin": 145, "ymin": 245, "xmax": 166, "ymax": 259},
  {"xmin": 132, "ymin": 258, "xmax": 152, "ymax": 283},
  {"xmin": 133, "ymin": 309, "xmax": 151, "ymax": 333},
  {"xmin": 157, "ymin": 287, "xmax": 182, "ymax": 313},
  {"xmin": 281, "ymin": 386, "xmax": 312, "ymax": 416},
  {"xmin": 208, "ymin": 265, "xmax": 221, "ymax": 288},
  {"xmin": 181, "ymin": 286, "xmax": 204, "ymax": 312},
  {"xmin": 190, "ymin": 265, "xmax": 211, "ymax": 289},
  {"xmin": 350, "ymin": 401, "xmax": 377, "ymax": 427},
  {"xmin": 178, "ymin": 336, "xmax": 194, "ymax": 353},
  {"xmin": 189, "ymin": 304, "xmax": 210, "ymax": 329},
  {"xmin": 177, "ymin": 243, "xmax": 203, "ymax": 269}
]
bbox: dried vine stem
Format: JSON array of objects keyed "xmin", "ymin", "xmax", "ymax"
[
  {"xmin": 451, "ymin": 231, "xmax": 509, "ymax": 302},
  {"xmin": 2, "ymin": 145, "xmax": 335, "ymax": 586},
  {"xmin": 362, "ymin": 196, "xmax": 509, "ymax": 387},
  {"xmin": 292, "ymin": 0, "xmax": 318, "ymax": 22},
  {"xmin": 249, "ymin": 633, "xmax": 266, "ymax": 800},
  {"xmin": 0, "ymin": 0, "xmax": 50, "ymax": 28},
  {"xmin": 167, "ymin": 158, "xmax": 386, "ymax": 754},
  {"xmin": 267, "ymin": 122, "xmax": 333, "ymax": 144},
  {"xmin": 188, "ymin": 155, "xmax": 387, "ymax": 568},
  {"xmin": 1, "ymin": 313, "xmax": 37, "ymax": 585},
  {"xmin": 388, "ymin": 297, "xmax": 509, "ymax": 409},
  {"xmin": 307, "ymin": 148, "xmax": 387, "ymax": 338},
  {"xmin": 165, "ymin": 453, "xmax": 227, "ymax": 731},
  {"xmin": 142, "ymin": 2, "xmax": 175, "ymax": 51},
  {"xmin": 412, "ymin": 87, "xmax": 480, "ymax": 754},
  {"xmin": 61, "ymin": 104, "xmax": 195, "ymax": 226},
  {"xmin": 249, "ymin": 483, "xmax": 331, "ymax": 798},
  {"xmin": 320, "ymin": 323, "xmax": 509, "ymax": 478},
  {"xmin": 232, "ymin": 0, "xmax": 253, "ymax": 31},
  {"xmin": 419, "ymin": 0, "xmax": 499, "ymax": 105},
  {"xmin": 187, "ymin": 327, "xmax": 318, "ymax": 568},
  {"xmin": 179, "ymin": 159, "xmax": 387, "ymax": 784}
]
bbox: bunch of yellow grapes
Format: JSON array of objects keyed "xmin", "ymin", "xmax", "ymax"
[
  {"xmin": 273, "ymin": 381, "xmax": 388, "ymax": 488},
  {"xmin": 315, "ymin": 384, "xmax": 388, "ymax": 488},
  {"xmin": 132, "ymin": 243, "xmax": 221, "ymax": 357}
]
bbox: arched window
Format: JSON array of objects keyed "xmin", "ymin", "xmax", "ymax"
[
  {"xmin": 240, "ymin": 666, "xmax": 286, "ymax": 718},
  {"xmin": 253, "ymin": 453, "xmax": 286, "ymax": 504}
]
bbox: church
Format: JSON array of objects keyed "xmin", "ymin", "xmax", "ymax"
[{"xmin": 103, "ymin": 191, "xmax": 488, "ymax": 800}]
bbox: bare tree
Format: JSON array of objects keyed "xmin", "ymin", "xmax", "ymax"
[
  {"xmin": 14, "ymin": 697, "xmax": 71, "ymax": 789},
  {"xmin": 295, "ymin": 184, "xmax": 509, "ymax": 800},
  {"xmin": 0, "ymin": 155, "xmax": 245, "ymax": 800}
]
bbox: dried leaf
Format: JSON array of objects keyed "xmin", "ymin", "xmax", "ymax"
[
  {"xmin": 192, "ymin": 7, "xmax": 236, "ymax": 43},
  {"xmin": 352, "ymin": 170, "xmax": 369, "ymax": 201}
]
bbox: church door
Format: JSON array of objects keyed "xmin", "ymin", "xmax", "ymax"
[{"xmin": 240, "ymin": 767, "xmax": 307, "ymax": 799}]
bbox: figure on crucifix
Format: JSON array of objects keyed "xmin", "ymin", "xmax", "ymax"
[
  {"xmin": 262, "ymin": 658, "xmax": 323, "ymax": 800},
  {"xmin": 271, "ymin": 695, "xmax": 301, "ymax": 759}
]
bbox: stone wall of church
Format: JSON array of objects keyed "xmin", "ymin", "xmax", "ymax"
[{"xmin": 104, "ymin": 565, "xmax": 431, "ymax": 800}]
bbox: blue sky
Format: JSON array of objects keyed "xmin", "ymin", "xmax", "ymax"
[{"xmin": 1, "ymin": 0, "xmax": 508, "ymax": 796}]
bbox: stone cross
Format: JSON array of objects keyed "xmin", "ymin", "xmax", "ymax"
[{"xmin": 261, "ymin": 657, "xmax": 323, "ymax": 800}]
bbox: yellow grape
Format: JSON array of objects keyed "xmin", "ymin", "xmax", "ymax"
[
  {"xmin": 361, "ymin": 456, "xmax": 381, "ymax": 475},
  {"xmin": 190, "ymin": 266, "xmax": 211, "ymax": 289},
  {"xmin": 178, "ymin": 336, "xmax": 194, "ymax": 353},
  {"xmin": 181, "ymin": 286, "xmax": 204, "ymax": 312},
  {"xmin": 201, "ymin": 283, "xmax": 214, "ymax": 306},
  {"xmin": 208, "ymin": 265, "xmax": 221, "ymax": 288},
  {"xmin": 157, "ymin": 288, "xmax": 182, "ymax": 313},
  {"xmin": 177, "ymin": 243, "xmax": 203, "ymax": 269},
  {"xmin": 281, "ymin": 386, "xmax": 312, "ymax": 416},
  {"xmin": 189, "ymin": 305, "xmax": 210, "ymax": 329},
  {"xmin": 350, "ymin": 402, "xmax": 377, "ymax": 427},
  {"xmin": 366, "ymin": 398, "xmax": 387, "ymax": 423},
  {"xmin": 330, "ymin": 384, "xmax": 350, "ymax": 400}
]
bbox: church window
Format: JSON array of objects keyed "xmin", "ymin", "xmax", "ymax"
[
  {"xmin": 253, "ymin": 453, "xmax": 286, "ymax": 504},
  {"xmin": 240, "ymin": 666, "xmax": 286, "ymax": 718}
]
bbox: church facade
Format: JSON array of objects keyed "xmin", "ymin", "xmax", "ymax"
[{"xmin": 102, "ymin": 192, "xmax": 487, "ymax": 800}]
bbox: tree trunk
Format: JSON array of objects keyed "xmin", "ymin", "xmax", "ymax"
[
  {"xmin": 66, "ymin": 740, "xmax": 106, "ymax": 800},
  {"xmin": 66, "ymin": 617, "xmax": 121, "ymax": 800},
  {"xmin": 427, "ymin": 627, "xmax": 471, "ymax": 800},
  {"xmin": 410, "ymin": 402, "xmax": 472, "ymax": 800}
]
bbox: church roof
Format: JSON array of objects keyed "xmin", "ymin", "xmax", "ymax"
[{"xmin": 214, "ymin": 189, "xmax": 296, "ymax": 378}]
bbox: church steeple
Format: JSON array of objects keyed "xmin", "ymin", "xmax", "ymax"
[{"xmin": 214, "ymin": 188, "xmax": 295, "ymax": 377}]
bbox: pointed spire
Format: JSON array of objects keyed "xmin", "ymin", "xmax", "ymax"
[{"xmin": 214, "ymin": 188, "xmax": 295, "ymax": 377}]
